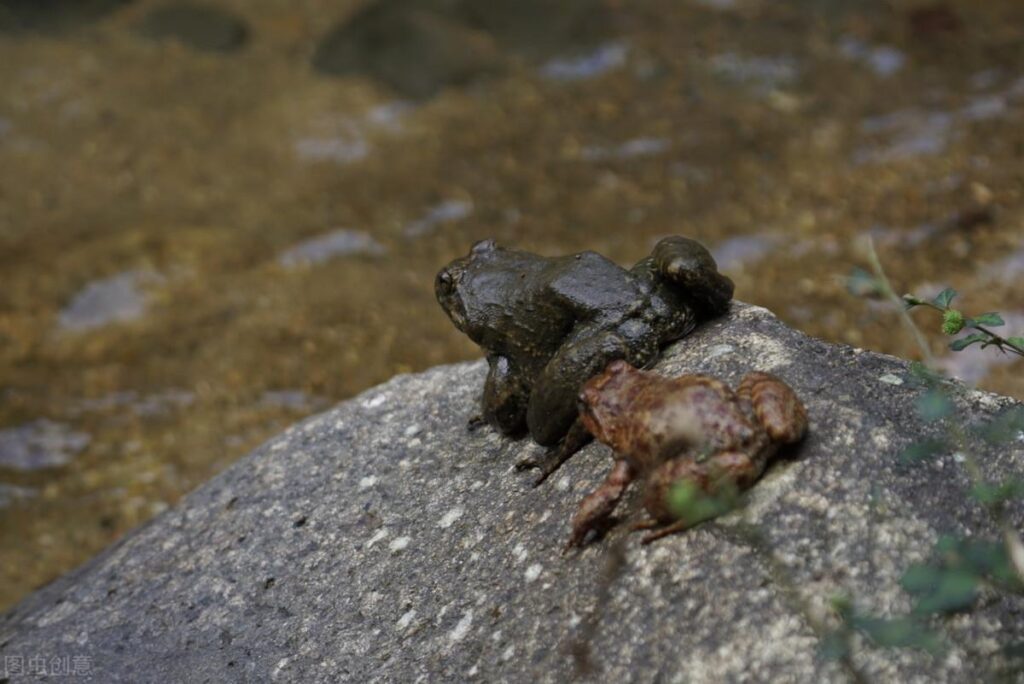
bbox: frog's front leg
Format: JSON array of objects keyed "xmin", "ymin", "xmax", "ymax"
[
  {"xmin": 526, "ymin": 326, "xmax": 652, "ymax": 447},
  {"xmin": 567, "ymin": 458, "xmax": 635, "ymax": 549},
  {"xmin": 479, "ymin": 354, "xmax": 530, "ymax": 436},
  {"xmin": 516, "ymin": 327, "xmax": 652, "ymax": 485}
]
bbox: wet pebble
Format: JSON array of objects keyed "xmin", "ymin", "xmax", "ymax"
[
  {"xmin": 278, "ymin": 230, "xmax": 386, "ymax": 267},
  {"xmin": 711, "ymin": 234, "xmax": 780, "ymax": 271},
  {"xmin": 137, "ymin": 3, "xmax": 248, "ymax": 54},
  {"xmin": 838, "ymin": 37, "xmax": 905, "ymax": 78},
  {"xmin": 403, "ymin": 200, "xmax": 472, "ymax": 238},
  {"xmin": 539, "ymin": 42, "xmax": 627, "ymax": 81},
  {"xmin": 0, "ymin": 419, "xmax": 90, "ymax": 471},
  {"xmin": 0, "ymin": 483, "xmax": 36, "ymax": 508},
  {"xmin": 58, "ymin": 270, "xmax": 159, "ymax": 333},
  {"xmin": 580, "ymin": 137, "xmax": 670, "ymax": 162}
]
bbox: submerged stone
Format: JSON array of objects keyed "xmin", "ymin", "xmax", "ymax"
[
  {"xmin": 456, "ymin": 0, "xmax": 612, "ymax": 59},
  {"xmin": 137, "ymin": 3, "xmax": 248, "ymax": 54},
  {"xmin": 312, "ymin": 2, "xmax": 502, "ymax": 100},
  {"xmin": 0, "ymin": 0, "xmax": 133, "ymax": 34}
]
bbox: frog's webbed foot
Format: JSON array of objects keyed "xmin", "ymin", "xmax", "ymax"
[
  {"xmin": 649, "ymin": 236, "xmax": 734, "ymax": 315},
  {"xmin": 637, "ymin": 519, "xmax": 693, "ymax": 545},
  {"xmin": 515, "ymin": 420, "xmax": 592, "ymax": 487},
  {"xmin": 566, "ymin": 459, "xmax": 635, "ymax": 549}
]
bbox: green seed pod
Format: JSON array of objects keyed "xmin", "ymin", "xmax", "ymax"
[{"xmin": 942, "ymin": 309, "xmax": 965, "ymax": 335}]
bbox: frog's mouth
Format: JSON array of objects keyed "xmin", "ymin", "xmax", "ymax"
[{"xmin": 436, "ymin": 267, "xmax": 468, "ymax": 331}]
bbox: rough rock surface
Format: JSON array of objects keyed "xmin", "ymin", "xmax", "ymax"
[{"xmin": 2, "ymin": 303, "xmax": 1024, "ymax": 683}]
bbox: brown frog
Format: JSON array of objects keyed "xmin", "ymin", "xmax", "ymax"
[
  {"xmin": 436, "ymin": 237, "xmax": 734, "ymax": 484},
  {"xmin": 568, "ymin": 360, "xmax": 808, "ymax": 547}
]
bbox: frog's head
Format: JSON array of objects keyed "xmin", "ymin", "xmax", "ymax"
[
  {"xmin": 578, "ymin": 360, "xmax": 643, "ymax": 451},
  {"xmin": 435, "ymin": 239, "xmax": 498, "ymax": 337}
]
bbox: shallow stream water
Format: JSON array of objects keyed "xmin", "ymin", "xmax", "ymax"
[{"xmin": 1, "ymin": 0, "xmax": 1022, "ymax": 610}]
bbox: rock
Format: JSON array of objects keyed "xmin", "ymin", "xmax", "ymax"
[
  {"xmin": 137, "ymin": 3, "xmax": 248, "ymax": 54},
  {"xmin": 0, "ymin": 0, "xmax": 133, "ymax": 34},
  {"xmin": 312, "ymin": 1, "xmax": 503, "ymax": 100},
  {"xmin": 2, "ymin": 302, "xmax": 1024, "ymax": 682}
]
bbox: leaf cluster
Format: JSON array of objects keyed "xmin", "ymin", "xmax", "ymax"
[{"xmin": 902, "ymin": 288, "xmax": 1024, "ymax": 357}]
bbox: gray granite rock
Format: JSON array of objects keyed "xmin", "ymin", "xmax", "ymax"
[{"xmin": 2, "ymin": 303, "xmax": 1024, "ymax": 683}]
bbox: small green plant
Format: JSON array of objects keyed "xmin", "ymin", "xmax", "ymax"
[
  {"xmin": 902, "ymin": 288, "xmax": 1024, "ymax": 357},
  {"xmin": 834, "ymin": 238, "xmax": 1024, "ymax": 676}
]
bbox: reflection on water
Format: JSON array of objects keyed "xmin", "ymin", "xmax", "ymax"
[{"xmin": 1, "ymin": 0, "xmax": 1023, "ymax": 610}]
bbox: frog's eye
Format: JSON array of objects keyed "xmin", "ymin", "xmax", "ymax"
[
  {"xmin": 436, "ymin": 269, "xmax": 455, "ymax": 295},
  {"xmin": 470, "ymin": 239, "xmax": 496, "ymax": 255}
]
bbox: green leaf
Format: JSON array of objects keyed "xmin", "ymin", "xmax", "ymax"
[
  {"xmin": 902, "ymin": 294, "xmax": 925, "ymax": 309},
  {"xmin": 949, "ymin": 333, "xmax": 989, "ymax": 352},
  {"xmin": 904, "ymin": 566, "xmax": 979, "ymax": 614},
  {"xmin": 907, "ymin": 362, "xmax": 946, "ymax": 388},
  {"xmin": 970, "ymin": 479, "xmax": 1024, "ymax": 506},
  {"xmin": 898, "ymin": 438, "xmax": 947, "ymax": 463},
  {"xmin": 968, "ymin": 312, "xmax": 1005, "ymax": 328},
  {"xmin": 906, "ymin": 536, "xmax": 1023, "ymax": 609},
  {"xmin": 665, "ymin": 480, "xmax": 736, "ymax": 523},
  {"xmin": 932, "ymin": 287, "xmax": 958, "ymax": 309},
  {"xmin": 956, "ymin": 538, "xmax": 1019, "ymax": 586},
  {"xmin": 1002, "ymin": 641, "xmax": 1024, "ymax": 660},
  {"xmin": 850, "ymin": 615, "xmax": 943, "ymax": 652},
  {"xmin": 973, "ymin": 406, "xmax": 1024, "ymax": 443},
  {"xmin": 901, "ymin": 563, "xmax": 943, "ymax": 592},
  {"xmin": 819, "ymin": 630, "xmax": 851, "ymax": 661},
  {"xmin": 916, "ymin": 390, "xmax": 953, "ymax": 422},
  {"xmin": 1008, "ymin": 337, "xmax": 1024, "ymax": 350}
]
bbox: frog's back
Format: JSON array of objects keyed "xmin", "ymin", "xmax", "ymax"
[{"xmin": 541, "ymin": 250, "xmax": 644, "ymax": 318}]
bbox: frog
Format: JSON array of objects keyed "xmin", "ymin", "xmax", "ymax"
[
  {"xmin": 567, "ymin": 360, "xmax": 807, "ymax": 547},
  {"xmin": 435, "ymin": 236, "xmax": 734, "ymax": 485}
]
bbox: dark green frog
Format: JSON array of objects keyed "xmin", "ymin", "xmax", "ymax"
[{"xmin": 435, "ymin": 237, "xmax": 733, "ymax": 484}]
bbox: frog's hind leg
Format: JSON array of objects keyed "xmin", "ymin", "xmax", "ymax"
[
  {"xmin": 515, "ymin": 419, "xmax": 592, "ymax": 487},
  {"xmin": 649, "ymin": 236, "xmax": 734, "ymax": 315},
  {"xmin": 567, "ymin": 459, "xmax": 636, "ymax": 549},
  {"xmin": 517, "ymin": 329, "xmax": 638, "ymax": 485},
  {"xmin": 736, "ymin": 372, "xmax": 808, "ymax": 445}
]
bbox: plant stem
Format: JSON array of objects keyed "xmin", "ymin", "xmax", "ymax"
[{"xmin": 863, "ymin": 237, "xmax": 937, "ymax": 367}]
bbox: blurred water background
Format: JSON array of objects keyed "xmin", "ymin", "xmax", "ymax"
[{"xmin": 1, "ymin": 0, "xmax": 1022, "ymax": 610}]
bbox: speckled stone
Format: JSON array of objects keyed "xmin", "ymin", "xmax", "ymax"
[{"xmin": 2, "ymin": 303, "xmax": 1023, "ymax": 682}]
